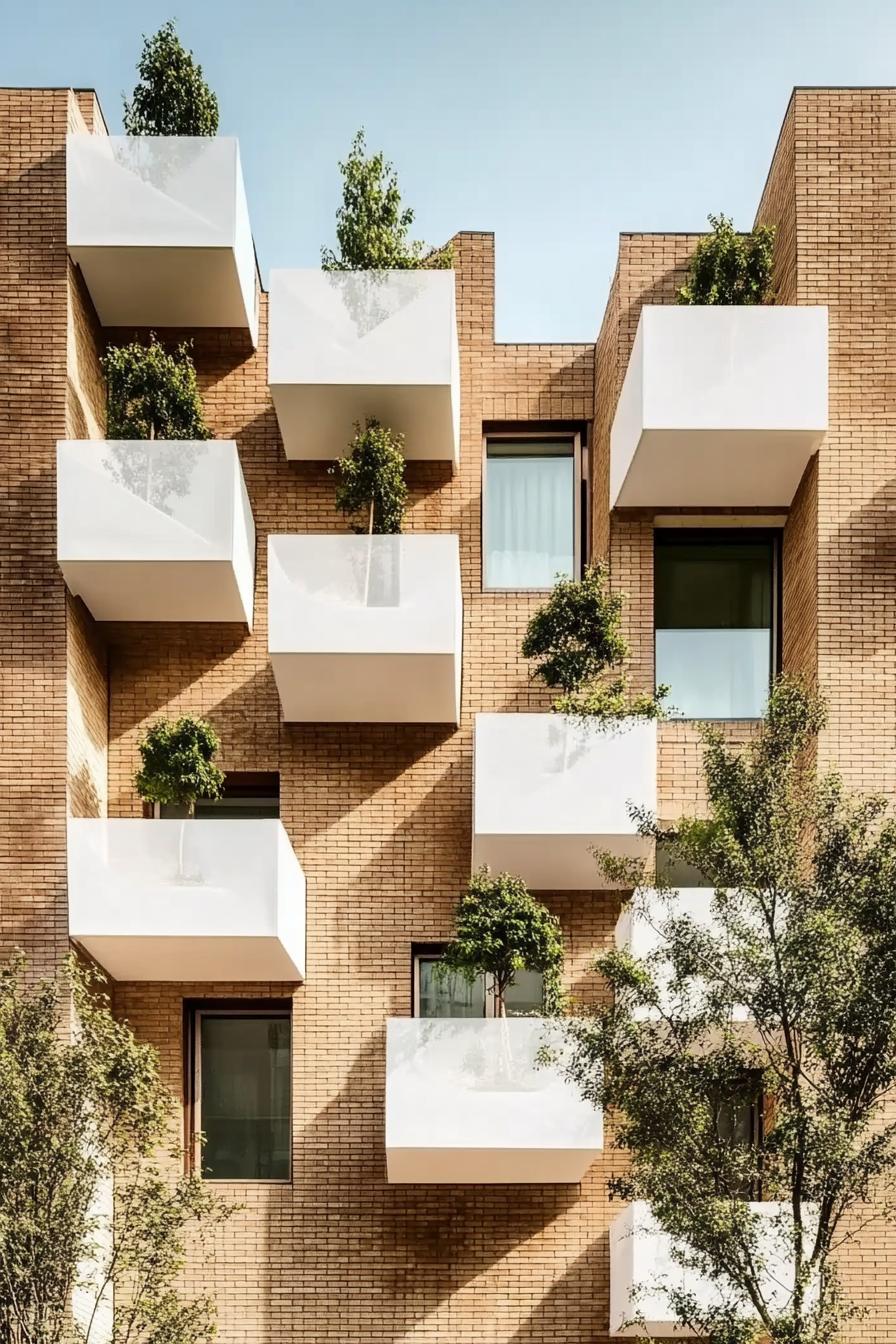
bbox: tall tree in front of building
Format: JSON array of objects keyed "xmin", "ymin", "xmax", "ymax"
[
  {"xmin": 0, "ymin": 955, "xmax": 230, "ymax": 1344},
  {"xmin": 321, "ymin": 129, "xmax": 451, "ymax": 271},
  {"xmin": 564, "ymin": 679, "xmax": 896, "ymax": 1343},
  {"xmin": 123, "ymin": 20, "xmax": 219, "ymax": 137}
]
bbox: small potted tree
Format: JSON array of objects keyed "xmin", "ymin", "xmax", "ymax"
[
  {"xmin": 329, "ymin": 418, "xmax": 408, "ymax": 606},
  {"xmin": 437, "ymin": 868, "xmax": 564, "ymax": 1084},
  {"xmin": 677, "ymin": 213, "xmax": 775, "ymax": 306},
  {"xmin": 102, "ymin": 335, "xmax": 211, "ymax": 514},
  {"xmin": 522, "ymin": 563, "xmax": 666, "ymax": 730},
  {"xmin": 134, "ymin": 716, "xmax": 224, "ymax": 880},
  {"xmin": 124, "ymin": 21, "xmax": 219, "ymax": 137}
]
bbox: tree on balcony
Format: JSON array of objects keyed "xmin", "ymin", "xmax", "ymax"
[
  {"xmin": 0, "ymin": 953, "xmax": 231, "ymax": 1344},
  {"xmin": 134, "ymin": 716, "xmax": 224, "ymax": 877},
  {"xmin": 565, "ymin": 678, "xmax": 896, "ymax": 1343},
  {"xmin": 102, "ymin": 336, "xmax": 211, "ymax": 513},
  {"xmin": 521, "ymin": 563, "xmax": 667, "ymax": 722},
  {"xmin": 438, "ymin": 868, "xmax": 564, "ymax": 1018},
  {"xmin": 321, "ymin": 129, "xmax": 451, "ymax": 272},
  {"xmin": 123, "ymin": 20, "xmax": 219, "ymax": 137},
  {"xmin": 677, "ymin": 213, "xmax": 775, "ymax": 305},
  {"xmin": 330, "ymin": 418, "xmax": 408, "ymax": 605}
]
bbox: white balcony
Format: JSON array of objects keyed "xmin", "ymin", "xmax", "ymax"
[
  {"xmin": 268, "ymin": 269, "xmax": 459, "ymax": 462},
  {"xmin": 67, "ymin": 135, "xmax": 258, "ymax": 343},
  {"xmin": 610, "ymin": 1201, "xmax": 817, "ymax": 1336},
  {"xmin": 385, "ymin": 1017, "xmax": 602, "ymax": 1183},
  {"xmin": 268, "ymin": 534, "xmax": 462, "ymax": 723},
  {"xmin": 610, "ymin": 305, "xmax": 828, "ymax": 508},
  {"xmin": 615, "ymin": 888, "xmax": 750, "ymax": 1022},
  {"xmin": 472, "ymin": 715, "xmax": 657, "ymax": 890},
  {"xmin": 67, "ymin": 819, "xmax": 305, "ymax": 981},
  {"xmin": 57, "ymin": 440, "xmax": 255, "ymax": 625}
]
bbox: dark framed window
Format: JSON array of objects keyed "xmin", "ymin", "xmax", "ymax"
[
  {"xmin": 411, "ymin": 945, "xmax": 544, "ymax": 1018},
  {"xmin": 185, "ymin": 1000, "xmax": 291, "ymax": 1182},
  {"xmin": 483, "ymin": 433, "xmax": 583, "ymax": 590},
  {"xmin": 159, "ymin": 771, "xmax": 280, "ymax": 820},
  {"xmin": 712, "ymin": 1070, "xmax": 765, "ymax": 1200},
  {"xmin": 654, "ymin": 529, "xmax": 780, "ymax": 720}
]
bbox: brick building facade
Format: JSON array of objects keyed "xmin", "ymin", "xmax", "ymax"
[{"xmin": 1, "ymin": 83, "xmax": 894, "ymax": 1340}]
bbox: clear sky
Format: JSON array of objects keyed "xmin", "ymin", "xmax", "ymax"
[{"xmin": 3, "ymin": 0, "xmax": 895, "ymax": 340}]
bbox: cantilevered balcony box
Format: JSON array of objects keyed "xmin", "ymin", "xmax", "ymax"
[
  {"xmin": 57, "ymin": 440, "xmax": 255, "ymax": 625},
  {"xmin": 66, "ymin": 134, "xmax": 258, "ymax": 344},
  {"xmin": 610, "ymin": 305, "xmax": 828, "ymax": 508},
  {"xmin": 615, "ymin": 888, "xmax": 750, "ymax": 1023},
  {"xmin": 268, "ymin": 269, "xmax": 459, "ymax": 463},
  {"xmin": 472, "ymin": 715, "xmax": 657, "ymax": 890},
  {"xmin": 385, "ymin": 1017, "xmax": 602, "ymax": 1183},
  {"xmin": 67, "ymin": 819, "xmax": 305, "ymax": 982},
  {"xmin": 609, "ymin": 1201, "xmax": 817, "ymax": 1336},
  {"xmin": 268, "ymin": 534, "xmax": 462, "ymax": 723}
]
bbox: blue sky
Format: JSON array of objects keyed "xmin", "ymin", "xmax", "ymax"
[{"xmin": 4, "ymin": 0, "xmax": 896, "ymax": 340}]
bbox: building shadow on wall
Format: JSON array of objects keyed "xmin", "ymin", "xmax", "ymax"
[{"xmin": 290, "ymin": 1026, "xmax": 590, "ymax": 1340}]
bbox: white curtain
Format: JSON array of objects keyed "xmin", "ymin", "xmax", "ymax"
[
  {"xmin": 656, "ymin": 628, "xmax": 771, "ymax": 719},
  {"xmin": 485, "ymin": 455, "xmax": 574, "ymax": 588}
]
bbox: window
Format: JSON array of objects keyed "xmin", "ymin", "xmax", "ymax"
[
  {"xmin": 413, "ymin": 948, "xmax": 544, "ymax": 1018},
  {"xmin": 187, "ymin": 1003, "xmax": 291, "ymax": 1181},
  {"xmin": 655, "ymin": 530, "xmax": 779, "ymax": 720},
  {"xmin": 483, "ymin": 434, "xmax": 581, "ymax": 589},
  {"xmin": 160, "ymin": 772, "xmax": 280, "ymax": 820},
  {"xmin": 712, "ymin": 1070, "xmax": 765, "ymax": 1200}
]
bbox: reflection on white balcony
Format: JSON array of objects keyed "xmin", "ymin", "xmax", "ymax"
[
  {"xmin": 385, "ymin": 1017, "xmax": 603, "ymax": 1183},
  {"xmin": 615, "ymin": 888, "xmax": 750, "ymax": 1023},
  {"xmin": 67, "ymin": 819, "xmax": 305, "ymax": 982},
  {"xmin": 268, "ymin": 269, "xmax": 459, "ymax": 462},
  {"xmin": 57, "ymin": 440, "xmax": 255, "ymax": 624},
  {"xmin": 472, "ymin": 714, "xmax": 657, "ymax": 890},
  {"xmin": 610, "ymin": 305, "xmax": 828, "ymax": 508},
  {"xmin": 268, "ymin": 534, "xmax": 462, "ymax": 723},
  {"xmin": 656, "ymin": 628, "xmax": 771, "ymax": 719},
  {"xmin": 610, "ymin": 1201, "xmax": 817, "ymax": 1336},
  {"xmin": 67, "ymin": 134, "xmax": 258, "ymax": 342}
]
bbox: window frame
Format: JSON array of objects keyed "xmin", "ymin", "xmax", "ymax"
[
  {"xmin": 481, "ymin": 430, "xmax": 584, "ymax": 594},
  {"xmin": 653, "ymin": 527, "xmax": 782, "ymax": 722},
  {"xmin": 155, "ymin": 771, "xmax": 281, "ymax": 820},
  {"xmin": 411, "ymin": 945, "xmax": 545, "ymax": 1019},
  {"xmin": 183, "ymin": 998, "xmax": 292, "ymax": 1185}
]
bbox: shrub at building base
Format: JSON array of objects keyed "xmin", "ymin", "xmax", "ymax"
[
  {"xmin": 0, "ymin": 954, "xmax": 231, "ymax": 1344},
  {"xmin": 565, "ymin": 678, "xmax": 896, "ymax": 1343}
]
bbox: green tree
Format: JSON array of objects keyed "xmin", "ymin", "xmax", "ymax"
[
  {"xmin": 521, "ymin": 564, "xmax": 666, "ymax": 721},
  {"xmin": 123, "ymin": 21, "xmax": 219, "ymax": 137},
  {"xmin": 0, "ymin": 953, "xmax": 230, "ymax": 1344},
  {"xmin": 135, "ymin": 716, "xmax": 224, "ymax": 878},
  {"xmin": 564, "ymin": 678, "xmax": 896, "ymax": 1342},
  {"xmin": 330, "ymin": 418, "xmax": 408, "ymax": 536},
  {"xmin": 321, "ymin": 129, "xmax": 451, "ymax": 271},
  {"xmin": 439, "ymin": 869, "xmax": 564, "ymax": 1017},
  {"xmin": 103, "ymin": 336, "xmax": 210, "ymax": 443},
  {"xmin": 677, "ymin": 213, "xmax": 775, "ymax": 305}
]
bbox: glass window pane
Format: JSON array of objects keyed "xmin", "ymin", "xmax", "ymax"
[
  {"xmin": 485, "ymin": 441, "xmax": 575, "ymax": 588},
  {"xmin": 199, "ymin": 1015, "xmax": 290, "ymax": 1180},
  {"xmin": 417, "ymin": 958, "xmax": 486, "ymax": 1018},
  {"xmin": 655, "ymin": 843, "xmax": 713, "ymax": 888},
  {"xmin": 655, "ymin": 534, "xmax": 776, "ymax": 720},
  {"xmin": 504, "ymin": 969, "xmax": 544, "ymax": 1016}
]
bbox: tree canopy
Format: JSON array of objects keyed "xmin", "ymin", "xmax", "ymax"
[
  {"xmin": 103, "ymin": 337, "xmax": 211, "ymax": 443},
  {"xmin": 565, "ymin": 678, "xmax": 896, "ymax": 1342},
  {"xmin": 677, "ymin": 213, "xmax": 775, "ymax": 305},
  {"xmin": 134, "ymin": 716, "xmax": 224, "ymax": 813},
  {"xmin": 123, "ymin": 21, "xmax": 219, "ymax": 137}
]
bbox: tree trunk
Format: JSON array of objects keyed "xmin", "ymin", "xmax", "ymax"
[
  {"xmin": 363, "ymin": 496, "xmax": 375, "ymax": 607},
  {"xmin": 145, "ymin": 420, "xmax": 155, "ymax": 502},
  {"xmin": 177, "ymin": 799, "xmax": 194, "ymax": 880}
]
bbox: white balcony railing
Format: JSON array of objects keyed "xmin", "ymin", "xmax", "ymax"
[
  {"xmin": 386, "ymin": 1017, "xmax": 603, "ymax": 1183},
  {"xmin": 268, "ymin": 269, "xmax": 459, "ymax": 462},
  {"xmin": 67, "ymin": 819, "xmax": 305, "ymax": 981},
  {"xmin": 57, "ymin": 440, "xmax": 255, "ymax": 625},
  {"xmin": 473, "ymin": 714, "xmax": 657, "ymax": 889},
  {"xmin": 610, "ymin": 305, "xmax": 828, "ymax": 508},
  {"xmin": 610, "ymin": 1201, "xmax": 818, "ymax": 1336},
  {"xmin": 67, "ymin": 134, "xmax": 258, "ymax": 342},
  {"xmin": 268, "ymin": 534, "xmax": 462, "ymax": 723}
]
